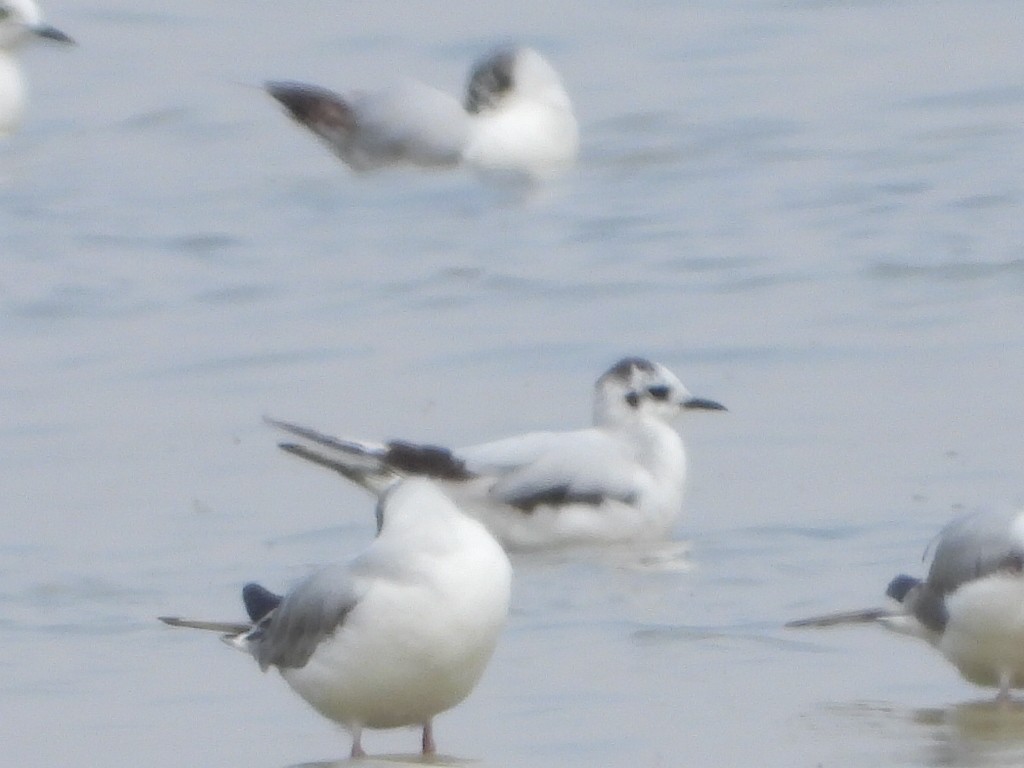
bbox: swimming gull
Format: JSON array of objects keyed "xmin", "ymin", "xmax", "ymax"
[
  {"xmin": 160, "ymin": 477, "xmax": 512, "ymax": 758},
  {"xmin": 267, "ymin": 357, "xmax": 726, "ymax": 551},
  {"xmin": 265, "ymin": 45, "xmax": 578, "ymax": 183},
  {"xmin": 0, "ymin": 0, "xmax": 72, "ymax": 136},
  {"xmin": 788, "ymin": 507, "xmax": 1024, "ymax": 701}
]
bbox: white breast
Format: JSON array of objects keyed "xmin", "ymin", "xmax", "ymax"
[
  {"xmin": 464, "ymin": 97, "xmax": 578, "ymax": 180},
  {"xmin": 941, "ymin": 572, "xmax": 1024, "ymax": 688},
  {"xmin": 280, "ymin": 510, "xmax": 511, "ymax": 729}
]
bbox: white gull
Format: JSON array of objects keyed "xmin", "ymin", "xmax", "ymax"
[
  {"xmin": 265, "ymin": 45, "xmax": 578, "ymax": 183},
  {"xmin": 788, "ymin": 507, "xmax": 1024, "ymax": 701},
  {"xmin": 161, "ymin": 477, "xmax": 512, "ymax": 758},
  {"xmin": 268, "ymin": 357, "xmax": 726, "ymax": 551}
]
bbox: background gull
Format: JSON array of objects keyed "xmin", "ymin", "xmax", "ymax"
[
  {"xmin": 268, "ymin": 357, "xmax": 726, "ymax": 551},
  {"xmin": 788, "ymin": 507, "xmax": 1024, "ymax": 702},
  {"xmin": 160, "ymin": 478, "xmax": 512, "ymax": 759},
  {"xmin": 265, "ymin": 45, "xmax": 578, "ymax": 183},
  {"xmin": 0, "ymin": 0, "xmax": 71, "ymax": 136}
]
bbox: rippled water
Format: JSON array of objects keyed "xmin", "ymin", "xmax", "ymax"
[{"xmin": 4, "ymin": 0, "xmax": 1024, "ymax": 766}]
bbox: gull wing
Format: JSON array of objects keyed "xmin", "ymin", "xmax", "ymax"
[
  {"xmin": 459, "ymin": 429, "xmax": 640, "ymax": 512},
  {"xmin": 925, "ymin": 508, "xmax": 1024, "ymax": 595},
  {"xmin": 252, "ymin": 564, "xmax": 361, "ymax": 671},
  {"xmin": 267, "ymin": 417, "xmax": 398, "ymax": 495},
  {"xmin": 267, "ymin": 79, "xmax": 470, "ymax": 171}
]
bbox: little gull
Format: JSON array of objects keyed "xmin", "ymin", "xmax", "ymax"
[
  {"xmin": 160, "ymin": 477, "xmax": 512, "ymax": 758},
  {"xmin": 788, "ymin": 507, "xmax": 1024, "ymax": 701},
  {"xmin": 0, "ymin": 0, "xmax": 72, "ymax": 136},
  {"xmin": 265, "ymin": 45, "xmax": 578, "ymax": 182},
  {"xmin": 267, "ymin": 357, "xmax": 726, "ymax": 551}
]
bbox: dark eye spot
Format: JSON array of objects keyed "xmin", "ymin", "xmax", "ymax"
[
  {"xmin": 647, "ymin": 385, "xmax": 670, "ymax": 401},
  {"xmin": 625, "ymin": 392, "xmax": 640, "ymax": 408},
  {"xmin": 465, "ymin": 51, "xmax": 516, "ymax": 113}
]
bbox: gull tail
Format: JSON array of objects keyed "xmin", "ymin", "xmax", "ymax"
[
  {"xmin": 785, "ymin": 607, "xmax": 896, "ymax": 629},
  {"xmin": 266, "ymin": 417, "xmax": 398, "ymax": 496}
]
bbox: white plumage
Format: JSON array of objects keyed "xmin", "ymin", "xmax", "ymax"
[{"xmin": 268, "ymin": 357, "xmax": 726, "ymax": 551}]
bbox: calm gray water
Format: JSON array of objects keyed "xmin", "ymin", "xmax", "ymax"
[{"xmin": 4, "ymin": 0, "xmax": 1024, "ymax": 765}]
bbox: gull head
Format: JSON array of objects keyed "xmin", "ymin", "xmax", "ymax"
[
  {"xmin": 593, "ymin": 357, "xmax": 727, "ymax": 427},
  {"xmin": 465, "ymin": 46, "xmax": 572, "ymax": 114},
  {"xmin": 0, "ymin": 0, "xmax": 73, "ymax": 51}
]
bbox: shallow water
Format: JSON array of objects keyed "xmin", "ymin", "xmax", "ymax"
[{"xmin": 4, "ymin": 0, "xmax": 1024, "ymax": 765}]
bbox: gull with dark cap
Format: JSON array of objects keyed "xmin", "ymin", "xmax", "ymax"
[
  {"xmin": 268, "ymin": 357, "xmax": 726, "ymax": 550},
  {"xmin": 788, "ymin": 507, "xmax": 1024, "ymax": 701},
  {"xmin": 265, "ymin": 45, "xmax": 578, "ymax": 183},
  {"xmin": 0, "ymin": 0, "xmax": 72, "ymax": 135},
  {"xmin": 161, "ymin": 478, "xmax": 512, "ymax": 758}
]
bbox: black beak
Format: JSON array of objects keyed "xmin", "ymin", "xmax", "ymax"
[
  {"xmin": 682, "ymin": 397, "xmax": 727, "ymax": 412},
  {"xmin": 33, "ymin": 24, "xmax": 74, "ymax": 45}
]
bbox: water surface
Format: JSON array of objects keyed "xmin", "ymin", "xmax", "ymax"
[{"xmin": 4, "ymin": 0, "xmax": 1024, "ymax": 765}]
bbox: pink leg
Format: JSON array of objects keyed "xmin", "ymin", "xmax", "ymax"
[
  {"xmin": 997, "ymin": 671, "xmax": 1013, "ymax": 706},
  {"xmin": 421, "ymin": 720, "xmax": 436, "ymax": 755},
  {"xmin": 350, "ymin": 726, "xmax": 366, "ymax": 759}
]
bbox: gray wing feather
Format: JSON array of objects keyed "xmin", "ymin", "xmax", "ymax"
[
  {"xmin": 159, "ymin": 616, "xmax": 252, "ymax": 634},
  {"xmin": 785, "ymin": 608, "xmax": 896, "ymax": 628},
  {"xmin": 471, "ymin": 431, "xmax": 641, "ymax": 513},
  {"xmin": 278, "ymin": 442, "xmax": 388, "ymax": 490},
  {"xmin": 266, "ymin": 417, "xmax": 384, "ymax": 459},
  {"xmin": 267, "ymin": 417, "xmax": 398, "ymax": 494},
  {"xmin": 926, "ymin": 508, "xmax": 1024, "ymax": 594},
  {"xmin": 265, "ymin": 81, "xmax": 355, "ymax": 153},
  {"xmin": 253, "ymin": 565, "xmax": 361, "ymax": 671}
]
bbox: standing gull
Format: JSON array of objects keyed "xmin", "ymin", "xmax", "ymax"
[
  {"xmin": 788, "ymin": 507, "xmax": 1024, "ymax": 701},
  {"xmin": 160, "ymin": 478, "xmax": 512, "ymax": 758},
  {"xmin": 265, "ymin": 45, "xmax": 578, "ymax": 182},
  {"xmin": 268, "ymin": 357, "xmax": 726, "ymax": 551},
  {"xmin": 0, "ymin": 0, "xmax": 72, "ymax": 136}
]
